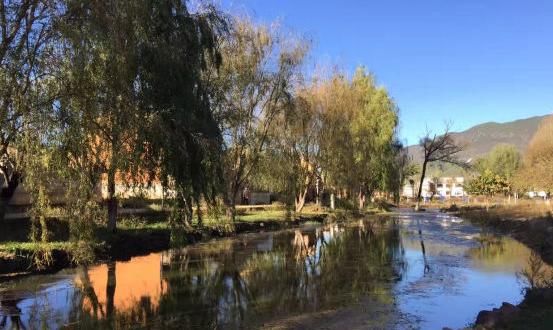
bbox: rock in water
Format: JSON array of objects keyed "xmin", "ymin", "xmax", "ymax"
[{"xmin": 475, "ymin": 302, "xmax": 520, "ymax": 328}]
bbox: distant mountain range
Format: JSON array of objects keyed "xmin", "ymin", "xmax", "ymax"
[{"xmin": 407, "ymin": 114, "xmax": 550, "ymax": 175}]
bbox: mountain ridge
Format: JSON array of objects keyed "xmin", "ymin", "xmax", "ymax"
[{"xmin": 407, "ymin": 114, "xmax": 551, "ymax": 167}]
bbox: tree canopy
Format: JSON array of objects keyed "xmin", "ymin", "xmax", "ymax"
[
  {"xmin": 474, "ymin": 144, "xmax": 521, "ymax": 180},
  {"xmin": 515, "ymin": 115, "xmax": 553, "ymax": 193}
]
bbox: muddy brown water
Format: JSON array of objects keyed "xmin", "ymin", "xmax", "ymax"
[{"xmin": 0, "ymin": 210, "xmax": 546, "ymax": 329}]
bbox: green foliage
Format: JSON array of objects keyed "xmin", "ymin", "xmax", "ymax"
[
  {"xmin": 55, "ymin": 0, "xmax": 229, "ymax": 230},
  {"xmin": 211, "ymin": 18, "xmax": 307, "ymax": 217},
  {"xmin": 136, "ymin": 2, "xmax": 228, "ymax": 228},
  {"xmin": 474, "ymin": 144, "xmax": 521, "ymax": 179},
  {"xmin": 466, "ymin": 169, "xmax": 510, "ymax": 197},
  {"xmin": 1, "ymin": 1, "xmax": 409, "ymax": 258},
  {"xmin": 316, "ymin": 68, "xmax": 399, "ymax": 207},
  {"xmin": 253, "ymin": 83, "xmax": 323, "ymax": 212},
  {"xmin": 253, "ymin": 67, "xmax": 400, "ymax": 211},
  {"xmin": 0, "ymin": 0, "xmax": 58, "ymax": 205}
]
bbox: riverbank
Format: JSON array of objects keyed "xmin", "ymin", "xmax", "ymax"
[
  {"xmin": 456, "ymin": 203, "xmax": 553, "ymax": 264},
  {"xmin": 452, "ymin": 203, "xmax": 553, "ymax": 329},
  {"xmin": 1, "ymin": 204, "xmax": 388, "ymax": 281}
]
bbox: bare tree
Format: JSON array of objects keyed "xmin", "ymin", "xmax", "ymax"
[{"xmin": 416, "ymin": 124, "xmax": 466, "ymax": 210}]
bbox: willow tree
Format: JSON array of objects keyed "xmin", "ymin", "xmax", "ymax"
[
  {"xmin": 58, "ymin": 0, "xmax": 148, "ymax": 232},
  {"xmin": 0, "ymin": 0, "xmax": 58, "ymax": 218},
  {"xmin": 350, "ymin": 68, "xmax": 398, "ymax": 209},
  {"xmin": 317, "ymin": 73, "xmax": 356, "ymax": 205},
  {"xmin": 255, "ymin": 85, "xmax": 321, "ymax": 213},
  {"xmin": 211, "ymin": 18, "xmax": 306, "ymax": 220},
  {"xmin": 137, "ymin": 3, "xmax": 228, "ymax": 227},
  {"xmin": 316, "ymin": 69, "xmax": 398, "ymax": 210},
  {"xmin": 58, "ymin": 0, "xmax": 227, "ymax": 231},
  {"xmin": 385, "ymin": 141, "xmax": 417, "ymax": 204}
]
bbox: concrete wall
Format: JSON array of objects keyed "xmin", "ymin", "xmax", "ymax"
[{"xmin": 8, "ymin": 182, "xmax": 172, "ymax": 206}]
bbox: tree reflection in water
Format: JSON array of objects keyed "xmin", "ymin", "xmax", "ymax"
[
  {"xmin": 0, "ymin": 220, "xmax": 405, "ymax": 329},
  {"xmin": 4, "ymin": 215, "xmax": 552, "ymax": 329},
  {"xmin": 69, "ymin": 254, "xmax": 168, "ymax": 329},
  {"xmin": 0, "ymin": 296, "xmax": 25, "ymax": 330},
  {"xmin": 149, "ymin": 219, "xmax": 405, "ymax": 328}
]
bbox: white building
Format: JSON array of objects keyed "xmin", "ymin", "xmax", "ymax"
[
  {"xmin": 403, "ymin": 176, "xmax": 466, "ymax": 200},
  {"xmin": 528, "ymin": 191, "xmax": 549, "ymax": 199},
  {"xmin": 436, "ymin": 177, "xmax": 466, "ymax": 198},
  {"xmin": 402, "ymin": 178, "xmax": 436, "ymax": 199}
]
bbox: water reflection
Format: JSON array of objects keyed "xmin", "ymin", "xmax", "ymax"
[
  {"xmin": 0, "ymin": 295, "xmax": 24, "ymax": 330},
  {"xmin": 0, "ymin": 212, "xmax": 549, "ymax": 329},
  {"xmin": 155, "ymin": 220, "xmax": 403, "ymax": 329},
  {"xmin": 468, "ymin": 234, "xmax": 540, "ymax": 273}
]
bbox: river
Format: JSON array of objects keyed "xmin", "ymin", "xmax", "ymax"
[{"xmin": 0, "ymin": 210, "xmax": 544, "ymax": 329}]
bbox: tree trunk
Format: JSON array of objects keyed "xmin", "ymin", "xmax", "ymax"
[
  {"xmin": 330, "ymin": 193, "xmax": 335, "ymax": 210},
  {"xmin": 38, "ymin": 187, "xmax": 50, "ymax": 242},
  {"xmin": 315, "ymin": 177, "xmax": 320, "ymax": 206},
  {"xmin": 107, "ymin": 170, "xmax": 117, "ymax": 233},
  {"xmin": 106, "ymin": 262, "xmax": 116, "ymax": 319},
  {"xmin": 0, "ymin": 171, "xmax": 21, "ymax": 221},
  {"xmin": 417, "ymin": 218, "xmax": 430, "ymax": 273},
  {"xmin": 358, "ymin": 190, "xmax": 365, "ymax": 210},
  {"xmin": 415, "ymin": 160, "xmax": 428, "ymax": 211},
  {"xmin": 295, "ymin": 187, "xmax": 308, "ymax": 213},
  {"xmin": 226, "ymin": 195, "xmax": 236, "ymax": 222},
  {"xmin": 226, "ymin": 180, "xmax": 240, "ymax": 222},
  {"xmin": 195, "ymin": 199, "xmax": 203, "ymax": 228}
]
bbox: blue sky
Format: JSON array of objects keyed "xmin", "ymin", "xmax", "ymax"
[{"xmin": 220, "ymin": 0, "xmax": 553, "ymax": 145}]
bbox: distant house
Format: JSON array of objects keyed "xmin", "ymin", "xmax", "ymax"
[
  {"xmin": 527, "ymin": 191, "xmax": 549, "ymax": 199},
  {"xmin": 402, "ymin": 178, "xmax": 436, "ymax": 199},
  {"xmin": 403, "ymin": 176, "xmax": 466, "ymax": 200},
  {"xmin": 436, "ymin": 177, "xmax": 466, "ymax": 198}
]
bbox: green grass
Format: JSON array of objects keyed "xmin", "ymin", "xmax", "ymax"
[
  {"xmin": 237, "ymin": 209, "xmax": 290, "ymax": 222},
  {"xmin": 0, "ymin": 205, "xmax": 330, "ymax": 251},
  {"xmin": 0, "ymin": 241, "xmax": 73, "ymax": 253}
]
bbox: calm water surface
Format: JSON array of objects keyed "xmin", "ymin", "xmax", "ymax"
[{"xmin": 0, "ymin": 210, "xmax": 542, "ymax": 329}]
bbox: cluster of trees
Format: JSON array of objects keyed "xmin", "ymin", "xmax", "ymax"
[
  {"xmin": 1, "ymin": 1, "xmax": 406, "ymax": 243},
  {"xmin": 466, "ymin": 144, "xmax": 520, "ymax": 204},
  {"xmin": 1, "ymin": 0, "xmax": 231, "ymax": 241},
  {"xmin": 253, "ymin": 68, "xmax": 404, "ymax": 213},
  {"xmin": 466, "ymin": 115, "xmax": 553, "ymax": 203}
]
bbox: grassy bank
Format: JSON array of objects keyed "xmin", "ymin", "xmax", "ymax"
[
  {"xmin": 0, "ymin": 200, "xmax": 394, "ymax": 280},
  {"xmin": 1, "ymin": 203, "xmax": 359, "ymax": 280}
]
